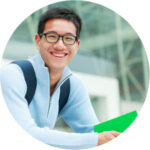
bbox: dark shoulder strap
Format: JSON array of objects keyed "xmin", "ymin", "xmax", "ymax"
[
  {"xmin": 59, "ymin": 78, "xmax": 70, "ymax": 114},
  {"xmin": 12, "ymin": 60, "xmax": 70, "ymax": 111},
  {"xmin": 12, "ymin": 60, "xmax": 37, "ymax": 105}
]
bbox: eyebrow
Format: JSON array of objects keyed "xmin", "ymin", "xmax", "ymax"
[
  {"xmin": 44, "ymin": 31, "xmax": 76, "ymax": 36},
  {"xmin": 65, "ymin": 33, "xmax": 76, "ymax": 36},
  {"xmin": 43, "ymin": 31, "xmax": 57, "ymax": 34}
]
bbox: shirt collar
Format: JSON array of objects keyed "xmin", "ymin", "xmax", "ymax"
[{"xmin": 30, "ymin": 52, "xmax": 72, "ymax": 86}]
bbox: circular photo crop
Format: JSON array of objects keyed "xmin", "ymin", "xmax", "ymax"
[{"xmin": 0, "ymin": 0, "xmax": 149, "ymax": 149}]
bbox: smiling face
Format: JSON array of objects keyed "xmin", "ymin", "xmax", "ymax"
[{"xmin": 35, "ymin": 18, "xmax": 80, "ymax": 73}]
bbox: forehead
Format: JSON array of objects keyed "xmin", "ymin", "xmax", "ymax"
[{"xmin": 44, "ymin": 18, "xmax": 77, "ymax": 35}]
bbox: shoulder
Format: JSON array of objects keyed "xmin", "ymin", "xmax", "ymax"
[
  {"xmin": 69, "ymin": 73, "xmax": 88, "ymax": 96},
  {"xmin": 0, "ymin": 63, "xmax": 26, "ymax": 89},
  {"xmin": 0, "ymin": 63, "xmax": 23, "ymax": 78},
  {"xmin": 70, "ymin": 73, "xmax": 85, "ymax": 88}
]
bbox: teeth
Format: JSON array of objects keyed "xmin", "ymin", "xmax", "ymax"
[{"xmin": 53, "ymin": 53, "xmax": 65, "ymax": 57}]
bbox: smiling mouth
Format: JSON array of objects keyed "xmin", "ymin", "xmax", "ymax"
[{"xmin": 50, "ymin": 52, "xmax": 68, "ymax": 58}]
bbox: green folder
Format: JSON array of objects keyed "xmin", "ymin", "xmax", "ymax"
[{"xmin": 94, "ymin": 110, "xmax": 138, "ymax": 133}]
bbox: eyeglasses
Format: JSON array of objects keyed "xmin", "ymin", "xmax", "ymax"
[{"xmin": 39, "ymin": 32, "xmax": 79, "ymax": 45}]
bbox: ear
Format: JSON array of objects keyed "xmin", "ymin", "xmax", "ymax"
[
  {"xmin": 76, "ymin": 39, "xmax": 80, "ymax": 50},
  {"xmin": 74, "ymin": 39, "xmax": 80, "ymax": 54},
  {"xmin": 35, "ymin": 34, "xmax": 41, "ymax": 50},
  {"xmin": 77, "ymin": 39, "xmax": 80, "ymax": 46}
]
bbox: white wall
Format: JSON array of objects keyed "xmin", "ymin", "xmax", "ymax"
[{"xmin": 74, "ymin": 72, "xmax": 120, "ymax": 121}]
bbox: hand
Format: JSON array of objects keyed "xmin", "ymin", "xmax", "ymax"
[{"xmin": 98, "ymin": 131, "xmax": 120, "ymax": 146}]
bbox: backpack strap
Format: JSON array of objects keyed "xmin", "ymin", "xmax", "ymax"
[
  {"xmin": 59, "ymin": 78, "xmax": 70, "ymax": 114},
  {"xmin": 12, "ymin": 60, "xmax": 37, "ymax": 105},
  {"xmin": 12, "ymin": 60, "xmax": 70, "ymax": 113}
]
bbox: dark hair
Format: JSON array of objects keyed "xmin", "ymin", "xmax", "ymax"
[{"xmin": 38, "ymin": 7, "xmax": 82, "ymax": 38}]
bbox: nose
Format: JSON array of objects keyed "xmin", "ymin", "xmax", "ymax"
[{"xmin": 53, "ymin": 37, "xmax": 65, "ymax": 50}]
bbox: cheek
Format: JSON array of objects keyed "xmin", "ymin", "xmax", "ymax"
[
  {"xmin": 71, "ymin": 46, "xmax": 78, "ymax": 55},
  {"xmin": 68, "ymin": 50, "xmax": 77, "ymax": 60},
  {"xmin": 39, "ymin": 43, "xmax": 50, "ymax": 53}
]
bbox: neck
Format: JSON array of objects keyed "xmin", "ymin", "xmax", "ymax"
[{"xmin": 49, "ymin": 68, "xmax": 64, "ymax": 96}]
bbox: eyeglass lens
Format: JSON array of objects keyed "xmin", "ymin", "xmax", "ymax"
[{"xmin": 45, "ymin": 33, "xmax": 76, "ymax": 45}]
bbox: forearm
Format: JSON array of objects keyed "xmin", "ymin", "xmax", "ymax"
[
  {"xmin": 28, "ymin": 125, "xmax": 99, "ymax": 149},
  {"xmin": 3, "ymin": 92, "xmax": 98, "ymax": 149}
]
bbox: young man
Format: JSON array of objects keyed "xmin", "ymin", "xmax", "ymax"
[{"xmin": 0, "ymin": 7, "xmax": 120, "ymax": 149}]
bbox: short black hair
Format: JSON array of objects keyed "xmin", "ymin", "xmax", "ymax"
[{"xmin": 38, "ymin": 7, "xmax": 82, "ymax": 38}]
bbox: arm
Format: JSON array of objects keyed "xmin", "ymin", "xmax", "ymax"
[
  {"xmin": 0, "ymin": 65, "xmax": 98, "ymax": 149},
  {"xmin": 60, "ymin": 75, "xmax": 120, "ymax": 145},
  {"xmin": 60, "ymin": 75, "xmax": 99, "ymax": 133}
]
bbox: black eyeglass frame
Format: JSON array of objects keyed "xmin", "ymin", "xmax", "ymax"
[{"xmin": 39, "ymin": 32, "xmax": 79, "ymax": 45}]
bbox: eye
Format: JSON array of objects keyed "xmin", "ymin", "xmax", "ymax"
[
  {"xmin": 64, "ymin": 36, "xmax": 75, "ymax": 41},
  {"xmin": 47, "ymin": 34, "xmax": 57, "ymax": 39},
  {"xmin": 46, "ymin": 33, "xmax": 58, "ymax": 42}
]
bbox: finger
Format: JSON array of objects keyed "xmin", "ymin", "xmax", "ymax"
[
  {"xmin": 106, "ymin": 133, "xmax": 116, "ymax": 140},
  {"xmin": 109, "ymin": 131, "xmax": 121, "ymax": 137}
]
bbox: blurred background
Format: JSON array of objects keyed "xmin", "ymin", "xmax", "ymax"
[{"xmin": 1, "ymin": 1, "xmax": 149, "ymax": 132}]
